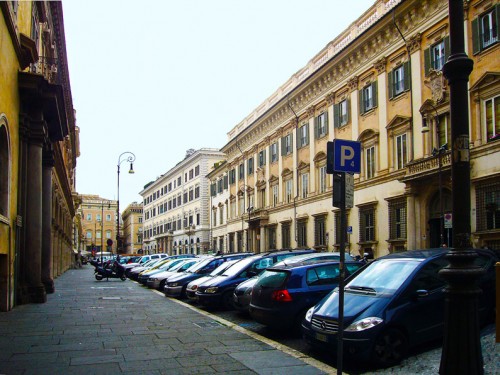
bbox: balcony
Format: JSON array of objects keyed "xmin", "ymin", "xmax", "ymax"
[
  {"xmin": 30, "ymin": 56, "xmax": 60, "ymax": 84},
  {"xmin": 246, "ymin": 208, "xmax": 269, "ymax": 223},
  {"xmin": 402, "ymin": 151, "xmax": 451, "ymax": 182}
]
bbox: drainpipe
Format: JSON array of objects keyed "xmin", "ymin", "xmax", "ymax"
[{"xmin": 287, "ymin": 98, "xmax": 300, "ymax": 248}]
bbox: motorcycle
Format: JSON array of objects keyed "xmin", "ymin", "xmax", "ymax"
[{"xmin": 93, "ymin": 261, "xmax": 127, "ymax": 281}]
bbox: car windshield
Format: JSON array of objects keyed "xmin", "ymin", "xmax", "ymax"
[
  {"xmin": 222, "ymin": 256, "xmax": 260, "ymax": 277},
  {"xmin": 150, "ymin": 259, "xmax": 170, "ymax": 270},
  {"xmin": 186, "ymin": 258, "xmax": 213, "ymax": 273},
  {"xmin": 345, "ymin": 259, "xmax": 421, "ymax": 294},
  {"xmin": 168, "ymin": 260, "xmax": 192, "ymax": 271},
  {"xmin": 255, "ymin": 270, "xmax": 288, "ymax": 288},
  {"xmin": 210, "ymin": 260, "xmax": 237, "ymax": 276}
]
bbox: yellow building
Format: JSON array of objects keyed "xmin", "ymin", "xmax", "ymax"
[
  {"xmin": 78, "ymin": 195, "xmax": 118, "ymax": 257},
  {"xmin": 122, "ymin": 202, "xmax": 144, "ymax": 254},
  {"xmin": 0, "ymin": 2, "xmax": 78, "ymax": 310},
  {"xmin": 209, "ymin": 0, "xmax": 500, "ymax": 258}
]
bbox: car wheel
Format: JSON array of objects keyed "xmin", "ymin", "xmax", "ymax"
[
  {"xmin": 159, "ymin": 280, "xmax": 166, "ymax": 291},
  {"xmin": 120, "ymin": 275, "xmax": 127, "ymax": 281},
  {"xmin": 371, "ymin": 328, "xmax": 408, "ymax": 367},
  {"xmin": 222, "ymin": 291, "xmax": 234, "ymax": 310},
  {"xmin": 95, "ymin": 273, "xmax": 103, "ymax": 281},
  {"xmin": 180, "ymin": 285, "xmax": 188, "ymax": 299}
]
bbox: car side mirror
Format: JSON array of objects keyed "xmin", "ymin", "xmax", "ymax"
[
  {"xmin": 415, "ymin": 289, "xmax": 429, "ymax": 299},
  {"xmin": 247, "ymin": 271, "xmax": 257, "ymax": 278}
]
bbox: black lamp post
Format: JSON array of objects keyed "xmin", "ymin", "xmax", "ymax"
[
  {"xmin": 117, "ymin": 151, "xmax": 136, "ymax": 255},
  {"xmin": 439, "ymin": 1, "xmax": 484, "ymax": 373}
]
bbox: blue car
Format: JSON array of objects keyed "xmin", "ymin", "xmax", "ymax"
[
  {"xmin": 301, "ymin": 248, "xmax": 497, "ymax": 367},
  {"xmin": 249, "ymin": 260, "xmax": 363, "ymax": 332}
]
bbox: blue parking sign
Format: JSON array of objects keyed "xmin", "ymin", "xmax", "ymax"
[{"xmin": 327, "ymin": 140, "xmax": 361, "ymax": 173}]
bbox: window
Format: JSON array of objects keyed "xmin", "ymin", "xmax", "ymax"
[
  {"xmin": 189, "ymin": 188, "xmax": 193, "ymax": 201},
  {"xmin": 359, "ymin": 206, "xmax": 376, "ymax": 242},
  {"xmin": 229, "ymin": 169, "xmax": 236, "ymax": 184},
  {"xmin": 319, "ymin": 165, "xmax": 327, "ymax": 193},
  {"xmin": 472, "ymin": 5, "xmax": 499, "ymax": 54},
  {"xmin": 270, "ymin": 142, "xmax": 279, "ymax": 163},
  {"xmin": 177, "ymin": 195, "xmax": 181, "ymax": 206},
  {"xmin": 424, "ymin": 37, "xmax": 449, "ymax": 75},
  {"xmin": 195, "ymin": 186, "xmax": 200, "ymax": 198},
  {"xmin": 177, "ymin": 176, "xmax": 181, "ymax": 186},
  {"xmin": 395, "ymin": 134, "xmax": 407, "ymax": 170},
  {"xmin": 282, "ymin": 223, "xmax": 291, "ymax": 248},
  {"xmin": 219, "ymin": 206, "xmax": 224, "ymax": 225},
  {"xmin": 365, "ymin": 146, "xmax": 376, "ymax": 179},
  {"xmin": 239, "ymin": 163, "xmax": 244, "ymax": 179},
  {"xmin": 86, "ymin": 230, "xmax": 92, "ymax": 239},
  {"xmin": 485, "ymin": 95, "xmax": 500, "ymax": 141},
  {"xmin": 281, "ymin": 133, "xmax": 293, "ymax": 156},
  {"xmin": 437, "ymin": 114, "xmax": 451, "ymax": 147},
  {"xmin": 212, "ymin": 209, "xmax": 217, "ymax": 227},
  {"xmin": 239, "ymin": 197, "xmax": 244, "ymax": 216},
  {"xmin": 360, "ymin": 82, "xmax": 377, "ymax": 114},
  {"xmin": 230, "ymin": 200, "xmax": 236, "ymax": 218},
  {"xmin": 96, "ymin": 230, "xmax": 101, "ymax": 239},
  {"xmin": 334, "ymin": 99, "xmax": 349, "ymax": 128},
  {"xmin": 301, "ymin": 173, "xmax": 309, "ymax": 199},
  {"xmin": 247, "ymin": 157, "xmax": 254, "ymax": 175},
  {"xmin": 189, "ymin": 169, "xmax": 194, "ymax": 179},
  {"xmin": 389, "ymin": 199, "xmax": 407, "ymax": 240},
  {"xmin": 259, "ymin": 188, "xmax": 266, "ymax": 209},
  {"xmin": 210, "ymin": 183, "xmax": 216, "ymax": 197},
  {"xmin": 285, "ymin": 179, "xmax": 293, "ymax": 203},
  {"xmin": 315, "ymin": 112, "xmax": 328, "ymax": 138},
  {"xmin": 223, "ymin": 175, "xmax": 228, "ymax": 189},
  {"xmin": 476, "ymin": 180, "xmax": 500, "ymax": 231},
  {"xmin": 389, "ymin": 62, "xmax": 410, "ymax": 99},
  {"xmin": 297, "ymin": 220, "xmax": 307, "ymax": 247},
  {"xmin": 272, "ymin": 185, "xmax": 279, "ymax": 207},
  {"xmin": 258, "ymin": 150, "xmax": 266, "ymax": 167},
  {"xmin": 267, "ymin": 226, "xmax": 277, "ymax": 250},
  {"xmin": 195, "ymin": 165, "xmax": 200, "ymax": 176},
  {"xmin": 314, "ymin": 215, "xmax": 327, "ymax": 248},
  {"xmin": 298, "ymin": 123, "xmax": 309, "ymax": 148},
  {"xmin": 217, "ymin": 179, "xmax": 223, "ymax": 194},
  {"xmin": 86, "ymin": 213, "xmax": 92, "ymax": 221},
  {"xmin": 196, "ymin": 213, "xmax": 200, "ymax": 225},
  {"xmin": 96, "ymin": 213, "xmax": 101, "ymax": 221}
]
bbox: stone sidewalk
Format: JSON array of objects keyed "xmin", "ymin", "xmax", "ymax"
[{"xmin": 0, "ymin": 266, "xmax": 334, "ymax": 375}]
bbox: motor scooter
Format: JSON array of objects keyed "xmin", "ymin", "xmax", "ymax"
[{"xmin": 94, "ymin": 261, "xmax": 127, "ymax": 281}]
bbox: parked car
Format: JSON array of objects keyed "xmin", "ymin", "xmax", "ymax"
[
  {"xmin": 137, "ymin": 258, "xmax": 196, "ymax": 284},
  {"xmin": 146, "ymin": 258, "xmax": 201, "ymax": 290},
  {"xmin": 195, "ymin": 249, "xmax": 315, "ymax": 309},
  {"xmin": 186, "ymin": 259, "xmax": 241, "ymax": 301},
  {"xmin": 233, "ymin": 252, "xmax": 356, "ymax": 313},
  {"xmin": 248, "ymin": 260, "xmax": 363, "ymax": 331},
  {"xmin": 164, "ymin": 253, "xmax": 253, "ymax": 298},
  {"xmin": 301, "ymin": 248, "xmax": 498, "ymax": 367},
  {"xmin": 126, "ymin": 258, "xmax": 163, "ymax": 280}
]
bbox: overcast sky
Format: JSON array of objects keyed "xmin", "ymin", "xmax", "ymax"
[{"xmin": 63, "ymin": 0, "xmax": 374, "ymax": 209}]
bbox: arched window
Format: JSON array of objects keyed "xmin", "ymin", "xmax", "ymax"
[{"xmin": 0, "ymin": 116, "xmax": 10, "ymax": 217}]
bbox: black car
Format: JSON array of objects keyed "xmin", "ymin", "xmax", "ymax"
[
  {"xmin": 195, "ymin": 249, "xmax": 315, "ymax": 309},
  {"xmin": 164, "ymin": 252, "xmax": 253, "ymax": 298},
  {"xmin": 301, "ymin": 248, "xmax": 498, "ymax": 367},
  {"xmin": 249, "ymin": 260, "xmax": 363, "ymax": 332}
]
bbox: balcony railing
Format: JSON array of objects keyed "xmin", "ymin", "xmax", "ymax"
[
  {"xmin": 405, "ymin": 151, "xmax": 451, "ymax": 178},
  {"xmin": 30, "ymin": 56, "xmax": 60, "ymax": 84}
]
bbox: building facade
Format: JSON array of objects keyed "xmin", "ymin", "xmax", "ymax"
[
  {"xmin": 140, "ymin": 149, "xmax": 225, "ymax": 255},
  {"xmin": 122, "ymin": 202, "xmax": 143, "ymax": 254},
  {"xmin": 0, "ymin": 2, "xmax": 79, "ymax": 310},
  {"xmin": 209, "ymin": 0, "xmax": 500, "ymax": 259},
  {"xmin": 77, "ymin": 195, "xmax": 118, "ymax": 256}
]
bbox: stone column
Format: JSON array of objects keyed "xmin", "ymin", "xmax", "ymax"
[
  {"xmin": 25, "ymin": 122, "xmax": 47, "ymax": 303},
  {"xmin": 41, "ymin": 147, "xmax": 54, "ymax": 293}
]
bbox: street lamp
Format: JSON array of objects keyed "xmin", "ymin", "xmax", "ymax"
[{"xmin": 117, "ymin": 151, "xmax": 136, "ymax": 254}]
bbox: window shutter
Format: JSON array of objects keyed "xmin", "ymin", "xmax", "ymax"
[
  {"xmin": 403, "ymin": 61, "xmax": 411, "ymax": 92},
  {"xmin": 424, "ymin": 47, "xmax": 431, "ymax": 76},
  {"xmin": 444, "ymin": 36, "xmax": 450, "ymax": 63},
  {"xmin": 290, "ymin": 134, "xmax": 293, "ymax": 153},
  {"xmin": 372, "ymin": 81, "xmax": 378, "ymax": 108},
  {"xmin": 388, "ymin": 70, "xmax": 394, "ymax": 99},
  {"xmin": 262, "ymin": 149, "xmax": 266, "ymax": 165},
  {"xmin": 471, "ymin": 17, "xmax": 480, "ymax": 55},
  {"xmin": 314, "ymin": 116, "xmax": 319, "ymax": 138},
  {"xmin": 334, "ymin": 103, "xmax": 340, "ymax": 128},
  {"xmin": 305, "ymin": 124, "xmax": 309, "ymax": 146},
  {"xmin": 496, "ymin": 5, "xmax": 500, "ymax": 45},
  {"xmin": 324, "ymin": 111, "xmax": 329, "ymax": 132},
  {"xmin": 224, "ymin": 175, "xmax": 228, "ymax": 189},
  {"xmin": 359, "ymin": 89, "xmax": 365, "ymax": 115},
  {"xmin": 281, "ymin": 137, "xmax": 286, "ymax": 156}
]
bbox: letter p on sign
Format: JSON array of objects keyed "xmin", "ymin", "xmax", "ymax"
[{"xmin": 327, "ymin": 139, "xmax": 361, "ymax": 174}]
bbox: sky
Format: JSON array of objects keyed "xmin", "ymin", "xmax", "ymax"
[{"xmin": 63, "ymin": 0, "xmax": 375, "ymax": 210}]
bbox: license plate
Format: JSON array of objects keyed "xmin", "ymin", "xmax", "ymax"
[{"xmin": 315, "ymin": 333, "xmax": 328, "ymax": 342}]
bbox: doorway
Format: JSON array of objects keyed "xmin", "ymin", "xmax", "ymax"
[{"xmin": 428, "ymin": 189, "xmax": 452, "ymax": 248}]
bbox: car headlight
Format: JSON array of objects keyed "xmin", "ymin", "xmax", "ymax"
[
  {"xmin": 245, "ymin": 288, "xmax": 252, "ymax": 296},
  {"xmin": 305, "ymin": 307, "xmax": 314, "ymax": 322},
  {"xmin": 151, "ymin": 278, "xmax": 158, "ymax": 281},
  {"xmin": 205, "ymin": 287, "xmax": 219, "ymax": 294},
  {"xmin": 345, "ymin": 317, "xmax": 383, "ymax": 332},
  {"xmin": 169, "ymin": 283, "xmax": 178, "ymax": 287}
]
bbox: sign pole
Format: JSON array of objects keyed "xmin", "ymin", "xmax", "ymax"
[{"xmin": 336, "ymin": 172, "xmax": 346, "ymax": 375}]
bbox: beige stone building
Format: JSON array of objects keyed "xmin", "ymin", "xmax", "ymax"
[
  {"xmin": 122, "ymin": 202, "xmax": 144, "ymax": 254},
  {"xmin": 140, "ymin": 149, "xmax": 225, "ymax": 255},
  {"xmin": 209, "ymin": 0, "xmax": 500, "ymax": 258},
  {"xmin": 78, "ymin": 195, "xmax": 117, "ymax": 256}
]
